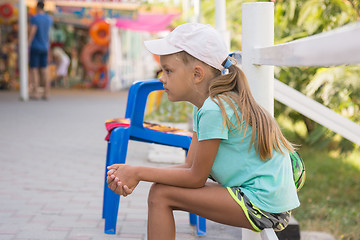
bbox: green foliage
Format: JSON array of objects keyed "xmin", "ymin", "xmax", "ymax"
[
  {"xmin": 292, "ymin": 145, "xmax": 360, "ymax": 240},
  {"xmin": 277, "ymin": 114, "xmax": 360, "ymax": 239},
  {"xmin": 145, "ymin": 93, "xmax": 193, "ymax": 123},
  {"xmin": 273, "ymin": 0, "xmax": 360, "ymax": 152},
  {"xmin": 303, "ymin": 66, "xmax": 360, "ymax": 152},
  {"xmin": 305, "ymin": 66, "xmax": 360, "ymax": 114}
]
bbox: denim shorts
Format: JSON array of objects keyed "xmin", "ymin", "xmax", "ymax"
[{"xmin": 29, "ymin": 48, "xmax": 48, "ymax": 68}]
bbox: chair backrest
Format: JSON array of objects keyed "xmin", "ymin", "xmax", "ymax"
[
  {"xmin": 125, "ymin": 79, "xmax": 164, "ymax": 128},
  {"xmin": 123, "ymin": 79, "xmax": 192, "ymax": 150}
]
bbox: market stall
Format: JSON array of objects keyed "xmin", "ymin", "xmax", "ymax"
[{"xmin": 10, "ymin": 0, "xmax": 180, "ymax": 99}]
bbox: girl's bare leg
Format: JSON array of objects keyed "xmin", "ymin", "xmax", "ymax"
[{"xmin": 147, "ymin": 182, "xmax": 255, "ymax": 240}]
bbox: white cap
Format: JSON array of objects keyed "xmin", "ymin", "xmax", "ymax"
[{"xmin": 144, "ymin": 23, "xmax": 228, "ymax": 71}]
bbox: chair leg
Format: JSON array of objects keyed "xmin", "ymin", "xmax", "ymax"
[
  {"xmin": 196, "ymin": 215, "xmax": 206, "ymax": 236},
  {"xmin": 187, "ymin": 147, "xmax": 207, "ymax": 236},
  {"xmin": 189, "ymin": 212, "xmax": 197, "ymax": 225},
  {"xmin": 189, "ymin": 213, "xmax": 207, "ymax": 235},
  {"xmin": 102, "ymin": 141, "xmax": 111, "ymax": 219},
  {"xmin": 103, "ymin": 127, "xmax": 130, "ymax": 234},
  {"xmin": 104, "ymin": 188, "xmax": 120, "ymax": 234}
]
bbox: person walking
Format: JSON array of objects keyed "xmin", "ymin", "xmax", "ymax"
[
  {"xmin": 28, "ymin": 0, "xmax": 53, "ymax": 100},
  {"xmin": 52, "ymin": 47, "xmax": 70, "ymax": 88}
]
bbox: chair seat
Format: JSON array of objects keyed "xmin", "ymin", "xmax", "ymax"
[{"xmin": 105, "ymin": 118, "xmax": 193, "ymax": 141}]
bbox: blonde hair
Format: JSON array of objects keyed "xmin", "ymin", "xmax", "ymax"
[{"xmin": 176, "ymin": 51, "xmax": 294, "ymax": 160}]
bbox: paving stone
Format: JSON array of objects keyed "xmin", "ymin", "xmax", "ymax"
[
  {"xmin": 0, "ymin": 236, "xmax": 17, "ymax": 240},
  {"xmin": 15, "ymin": 229, "xmax": 69, "ymax": 239}
]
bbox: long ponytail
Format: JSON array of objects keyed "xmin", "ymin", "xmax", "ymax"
[{"xmin": 209, "ymin": 58, "xmax": 294, "ymax": 160}]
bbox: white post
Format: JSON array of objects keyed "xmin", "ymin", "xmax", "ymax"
[
  {"xmin": 19, "ymin": 0, "xmax": 29, "ymax": 101},
  {"xmin": 241, "ymin": 2, "xmax": 275, "ymax": 238},
  {"xmin": 194, "ymin": 0, "xmax": 200, "ymax": 23},
  {"xmin": 182, "ymin": 0, "xmax": 190, "ymax": 22},
  {"xmin": 242, "ymin": 2, "xmax": 274, "ymax": 116},
  {"xmin": 215, "ymin": 0, "xmax": 230, "ymax": 50}
]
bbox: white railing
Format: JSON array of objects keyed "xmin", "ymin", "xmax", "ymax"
[
  {"xmin": 274, "ymin": 79, "xmax": 360, "ymax": 146},
  {"xmin": 253, "ymin": 22, "xmax": 360, "ymax": 67},
  {"xmin": 242, "ymin": 2, "xmax": 360, "ymax": 147},
  {"xmin": 241, "ymin": 2, "xmax": 360, "ymax": 240}
]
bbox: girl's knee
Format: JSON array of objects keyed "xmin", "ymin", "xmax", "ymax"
[{"xmin": 148, "ymin": 183, "xmax": 171, "ymax": 208}]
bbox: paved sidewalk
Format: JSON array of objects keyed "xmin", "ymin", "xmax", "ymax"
[{"xmin": 0, "ymin": 89, "xmax": 244, "ymax": 240}]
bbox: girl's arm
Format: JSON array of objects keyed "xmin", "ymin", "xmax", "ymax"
[
  {"xmin": 108, "ymin": 133, "xmax": 220, "ymax": 191},
  {"xmin": 137, "ymin": 133, "xmax": 220, "ymax": 188},
  {"xmin": 107, "ymin": 132, "xmax": 197, "ymax": 185},
  {"xmin": 167, "ymin": 132, "xmax": 198, "ymax": 169}
]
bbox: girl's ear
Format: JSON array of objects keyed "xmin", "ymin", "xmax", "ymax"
[{"xmin": 193, "ymin": 65, "xmax": 205, "ymax": 83}]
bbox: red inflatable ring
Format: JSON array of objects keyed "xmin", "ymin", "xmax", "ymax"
[
  {"xmin": 0, "ymin": 3, "xmax": 13, "ymax": 19},
  {"xmin": 80, "ymin": 42, "xmax": 108, "ymax": 72},
  {"xmin": 89, "ymin": 20, "xmax": 110, "ymax": 46}
]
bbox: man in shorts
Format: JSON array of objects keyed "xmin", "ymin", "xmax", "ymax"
[{"xmin": 28, "ymin": 1, "xmax": 53, "ymax": 100}]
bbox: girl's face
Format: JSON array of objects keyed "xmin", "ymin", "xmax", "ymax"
[{"xmin": 159, "ymin": 54, "xmax": 195, "ymax": 102}]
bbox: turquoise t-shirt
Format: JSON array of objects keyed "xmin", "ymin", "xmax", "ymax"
[{"xmin": 193, "ymin": 97, "xmax": 300, "ymax": 213}]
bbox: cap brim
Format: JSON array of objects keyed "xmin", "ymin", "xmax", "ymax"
[{"xmin": 144, "ymin": 39, "xmax": 182, "ymax": 55}]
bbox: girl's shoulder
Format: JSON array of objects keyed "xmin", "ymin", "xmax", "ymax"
[
  {"xmin": 202, "ymin": 97, "xmax": 221, "ymax": 111},
  {"xmin": 195, "ymin": 97, "xmax": 221, "ymax": 116},
  {"xmin": 197, "ymin": 96, "xmax": 241, "ymax": 121},
  {"xmin": 204, "ymin": 95, "xmax": 240, "ymax": 113}
]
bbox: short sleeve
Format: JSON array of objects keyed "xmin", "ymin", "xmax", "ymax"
[
  {"xmin": 197, "ymin": 109, "xmax": 228, "ymax": 141},
  {"xmin": 30, "ymin": 17, "xmax": 36, "ymax": 25}
]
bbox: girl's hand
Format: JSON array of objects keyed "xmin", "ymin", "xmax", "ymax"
[
  {"xmin": 107, "ymin": 164, "xmax": 139, "ymax": 196},
  {"xmin": 107, "ymin": 165, "xmax": 131, "ymax": 196},
  {"xmin": 106, "ymin": 165, "xmax": 120, "ymax": 191}
]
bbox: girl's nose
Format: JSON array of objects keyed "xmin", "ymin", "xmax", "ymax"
[{"xmin": 159, "ymin": 74, "xmax": 165, "ymax": 84}]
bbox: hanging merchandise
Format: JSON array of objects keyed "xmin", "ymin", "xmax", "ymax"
[
  {"xmin": 50, "ymin": 24, "xmax": 67, "ymax": 46},
  {"xmin": 0, "ymin": 3, "xmax": 13, "ymax": 19},
  {"xmin": 80, "ymin": 42, "xmax": 108, "ymax": 72},
  {"xmin": 0, "ymin": 2, "xmax": 18, "ymax": 24},
  {"xmin": 92, "ymin": 65, "xmax": 108, "ymax": 88},
  {"xmin": 89, "ymin": 20, "xmax": 110, "ymax": 46}
]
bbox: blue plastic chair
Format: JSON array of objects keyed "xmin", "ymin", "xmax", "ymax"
[{"xmin": 102, "ymin": 78, "xmax": 206, "ymax": 235}]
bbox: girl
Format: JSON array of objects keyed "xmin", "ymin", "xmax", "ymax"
[{"xmin": 107, "ymin": 23, "xmax": 300, "ymax": 239}]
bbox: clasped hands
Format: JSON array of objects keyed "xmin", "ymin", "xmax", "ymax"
[{"xmin": 106, "ymin": 164, "xmax": 139, "ymax": 197}]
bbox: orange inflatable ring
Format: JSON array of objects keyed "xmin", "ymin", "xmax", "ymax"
[
  {"xmin": 93, "ymin": 65, "xmax": 108, "ymax": 88},
  {"xmin": 0, "ymin": 3, "xmax": 13, "ymax": 19},
  {"xmin": 80, "ymin": 43, "xmax": 108, "ymax": 72},
  {"xmin": 89, "ymin": 21, "xmax": 110, "ymax": 46}
]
